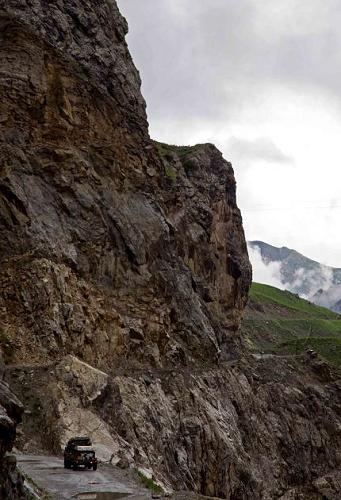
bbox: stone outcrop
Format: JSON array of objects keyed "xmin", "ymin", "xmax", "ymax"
[
  {"xmin": 6, "ymin": 352, "xmax": 341, "ymax": 499},
  {"xmin": 0, "ymin": 381, "xmax": 26, "ymax": 499},
  {"xmin": 1, "ymin": 1, "xmax": 341, "ymax": 500},
  {"xmin": 0, "ymin": 0, "xmax": 148, "ymax": 135},
  {"xmin": 0, "ymin": 0, "xmax": 250, "ymax": 370}
]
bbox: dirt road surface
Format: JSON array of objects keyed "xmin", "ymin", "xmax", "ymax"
[
  {"xmin": 17, "ymin": 454, "xmax": 222, "ymax": 500},
  {"xmin": 17, "ymin": 455, "xmax": 152, "ymax": 499}
]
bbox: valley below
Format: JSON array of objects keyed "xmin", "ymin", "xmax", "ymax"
[{"xmin": 244, "ymin": 282, "xmax": 341, "ymax": 366}]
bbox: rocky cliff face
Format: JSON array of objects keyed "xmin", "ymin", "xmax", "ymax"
[
  {"xmin": 1, "ymin": 1, "xmax": 341, "ymax": 499},
  {"xmin": 0, "ymin": 381, "xmax": 26, "ymax": 499},
  {"xmin": 0, "ymin": 0, "xmax": 250, "ymax": 370}
]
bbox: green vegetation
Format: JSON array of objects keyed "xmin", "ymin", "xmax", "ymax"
[
  {"xmin": 183, "ymin": 158, "xmax": 198, "ymax": 175},
  {"xmin": 153, "ymin": 140, "xmax": 200, "ymax": 160},
  {"xmin": 153, "ymin": 141, "xmax": 204, "ymax": 180},
  {"xmin": 164, "ymin": 165, "xmax": 177, "ymax": 181},
  {"xmin": 243, "ymin": 283, "xmax": 341, "ymax": 366},
  {"xmin": 250, "ymin": 282, "xmax": 339, "ymax": 319},
  {"xmin": 137, "ymin": 470, "xmax": 164, "ymax": 494},
  {"xmin": 280, "ymin": 337, "xmax": 341, "ymax": 365}
]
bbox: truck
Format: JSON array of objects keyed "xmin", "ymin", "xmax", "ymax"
[{"xmin": 63, "ymin": 437, "xmax": 98, "ymax": 470}]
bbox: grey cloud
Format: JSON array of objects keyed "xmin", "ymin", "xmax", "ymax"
[
  {"xmin": 117, "ymin": 0, "xmax": 341, "ymax": 267},
  {"xmin": 228, "ymin": 137, "xmax": 294, "ymax": 164},
  {"xmin": 118, "ymin": 0, "xmax": 261, "ymax": 121},
  {"xmin": 248, "ymin": 244, "xmax": 341, "ymax": 310},
  {"xmin": 118, "ymin": 0, "xmax": 341, "ymax": 123}
]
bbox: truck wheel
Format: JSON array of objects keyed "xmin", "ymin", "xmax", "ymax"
[{"xmin": 93, "ymin": 463, "xmax": 97, "ymax": 471}]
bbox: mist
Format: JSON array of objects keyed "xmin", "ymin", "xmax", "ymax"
[{"xmin": 248, "ymin": 243, "xmax": 341, "ymax": 312}]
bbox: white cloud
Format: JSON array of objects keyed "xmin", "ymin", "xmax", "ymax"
[
  {"xmin": 118, "ymin": 0, "xmax": 341, "ymax": 268},
  {"xmin": 289, "ymin": 266, "xmax": 334, "ymax": 299},
  {"xmin": 248, "ymin": 246, "xmax": 284, "ymax": 289},
  {"xmin": 251, "ymin": 0, "xmax": 333, "ymax": 38},
  {"xmin": 227, "ymin": 136, "xmax": 293, "ymax": 164},
  {"xmin": 248, "ymin": 244, "xmax": 340, "ymax": 310}
]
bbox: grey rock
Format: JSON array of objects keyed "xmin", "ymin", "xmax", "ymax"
[
  {"xmin": 1, "ymin": 1, "xmax": 340, "ymax": 500},
  {"xmin": 0, "ymin": 383, "xmax": 25, "ymax": 498}
]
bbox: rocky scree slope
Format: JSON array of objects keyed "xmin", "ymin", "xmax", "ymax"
[
  {"xmin": 1, "ymin": 1, "xmax": 341, "ymax": 499},
  {"xmin": 0, "ymin": 0, "xmax": 250, "ymax": 368}
]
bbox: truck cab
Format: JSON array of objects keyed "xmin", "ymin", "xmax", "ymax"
[{"xmin": 64, "ymin": 437, "xmax": 98, "ymax": 471}]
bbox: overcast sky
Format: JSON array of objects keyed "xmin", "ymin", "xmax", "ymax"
[{"xmin": 118, "ymin": 0, "xmax": 341, "ymax": 268}]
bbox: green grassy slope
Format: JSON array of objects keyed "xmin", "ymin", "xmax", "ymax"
[{"xmin": 243, "ymin": 282, "xmax": 341, "ymax": 365}]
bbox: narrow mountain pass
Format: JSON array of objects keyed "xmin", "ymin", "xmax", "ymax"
[
  {"xmin": 17, "ymin": 455, "xmax": 219, "ymax": 500},
  {"xmin": 17, "ymin": 455, "xmax": 150, "ymax": 500}
]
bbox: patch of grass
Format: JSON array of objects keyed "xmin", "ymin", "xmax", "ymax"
[
  {"xmin": 153, "ymin": 140, "xmax": 201, "ymax": 159},
  {"xmin": 137, "ymin": 471, "xmax": 164, "ymax": 494},
  {"xmin": 164, "ymin": 165, "xmax": 177, "ymax": 181},
  {"xmin": 278, "ymin": 337, "xmax": 341, "ymax": 366},
  {"xmin": 183, "ymin": 158, "xmax": 198, "ymax": 175},
  {"xmin": 243, "ymin": 282, "xmax": 341, "ymax": 366},
  {"xmin": 250, "ymin": 283, "xmax": 340, "ymax": 319},
  {"xmin": 164, "ymin": 152, "xmax": 174, "ymax": 162},
  {"xmin": 244, "ymin": 318, "xmax": 341, "ymax": 340}
]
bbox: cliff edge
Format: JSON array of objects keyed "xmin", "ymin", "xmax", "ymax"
[
  {"xmin": 1, "ymin": 2, "xmax": 341, "ymax": 499},
  {"xmin": 0, "ymin": 0, "xmax": 250, "ymax": 370}
]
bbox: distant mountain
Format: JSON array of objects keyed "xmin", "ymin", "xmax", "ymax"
[{"xmin": 249, "ymin": 240, "xmax": 341, "ymax": 313}]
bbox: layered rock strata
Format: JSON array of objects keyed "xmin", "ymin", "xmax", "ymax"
[
  {"xmin": 6, "ymin": 353, "xmax": 341, "ymax": 499},
  {"xmin": 1, "ymin": 1, "xmax": 341, "ymax": 500},
  {"xmin": 0, "ymin": 1, "xmax": 250, "ymax": 370}
]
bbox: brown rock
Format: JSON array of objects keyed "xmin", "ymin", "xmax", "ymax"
[
  {"xmin": 1, "ymin": 2, "xmax": 341, "ymax": 500},
  {"xmin": 0, "ymin": 1, "xmax": 250, "ymax": 369}
]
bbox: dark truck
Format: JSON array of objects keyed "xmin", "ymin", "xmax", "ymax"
[{"xmin": 63, "ymin": 437, "xmax": 98, "ymax": 470}]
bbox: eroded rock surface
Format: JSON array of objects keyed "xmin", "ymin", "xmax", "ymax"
[
  {"xmin": 0, "ymin": 380, "xmax": 25, "ymax": 499},
  {"xmin": 0, "ymin": 1, "xmax": 250, "ymax": 369},
  {"xmin": 6, "ymin": 354, "xmax": 341, "ymax": 499},
  {"xmin": 0, "ymin": 1, "xmax": 341, "ymax": 500}
]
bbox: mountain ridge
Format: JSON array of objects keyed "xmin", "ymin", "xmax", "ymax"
[{"xmin": 249, "ymin": 240, "xmax": 341, "ymax": 312}]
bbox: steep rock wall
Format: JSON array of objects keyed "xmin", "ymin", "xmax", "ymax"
[
  {"xmin": 2, "ymin": 2, "xmax": 341, "ymax": 500},
  {"xmin": 1, "ymin": 0, "xmax": 147, "ymax": 135},
  {"xmin": 0, "ymin": 2, "xmax": 250, "ymax": 369},
  {"xmin": 7, "ymin": 353, "xmax": 341, "ymax": 499}
]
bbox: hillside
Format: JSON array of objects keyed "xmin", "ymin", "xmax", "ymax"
[
  {"xmin": 249, "ymin": 240, "xmax": 341, "ymax": 313},
  {"xmin": 1, "ymin": 2, "xmax": 341, "ymax": 499},
  {"xmin": 243, "ymin": 282, "xmax": 341, "ymax": 365}
]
